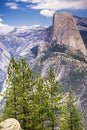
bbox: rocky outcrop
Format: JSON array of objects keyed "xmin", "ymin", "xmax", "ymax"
[
  {"xmin": 0, "ymin": 11, "xmax": 87, "ymax": 129},
  {"xmin": 51, "ymin": 12, "xmax": 87, "ymax": 55},
  {"xmin": 33, "ymin": 12, "xmax": 87, "ymax": 129},
  {"xmin": 33, "ymin": 42, "xmax": 87, "ymax": 129},
  {"xmin": 0, "ymin": 118, "xmax": 21, "ymax": 130}
]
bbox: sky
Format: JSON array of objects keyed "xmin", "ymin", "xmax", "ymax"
[{"xmin": 0, "ymin": 0, "xmax": 87, "ymax": 33}]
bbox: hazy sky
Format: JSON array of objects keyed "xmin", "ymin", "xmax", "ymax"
[{"xmin": 0, "ymin": 0, "xmax": 87, "ymax": 33}]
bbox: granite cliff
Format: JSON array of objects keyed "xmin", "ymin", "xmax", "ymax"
[
  {"xmin": 0, "ymin": 12, "xmax": 87, "ymax": 129},
  {"xmin": 33, "ymin": 12, "xmax": 87, "ymax": 128},
  {"xmin": 51, "ymin": 12, "xmax": 87, "ymax": 55}
]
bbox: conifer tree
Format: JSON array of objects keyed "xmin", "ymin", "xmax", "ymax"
[
  {"xmin": 3, "ymin": 58, "xmax": 34, "ymax": 130},
  {"xmin": 26, "ymin": 69, "xmax": 63, "ymax": 130},
  {"xmin": 29, "ymin": 76, "xmax": 48, "ymax": 130},
  {"xmin": 3, "ymin": 57, "xmax": 19, "ymax": 119},
  {"xmin": 16, "ymin": 59, "xmax": 34, "ymax": 130},
  {"xmin": 3, "ymin": 59, "xmax": 84, "ymax": 130},
  {"xmin": 64, "ymin": 89, "xmax": 84, "ymax": 130},
  {"xmin": 47, "ymin": 69, "xmax": 62, "ymax": 130},
  {"xmin": 28, "ymin": 75, "xmax": 52, "ymax": 130}
]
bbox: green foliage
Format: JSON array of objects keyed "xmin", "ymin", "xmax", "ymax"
[
  {"xmin": 28, "ymin": 76, "xmax": 48, "ymax": 130},
  {"xmin": 3, "ymin": 58, "xmax": 34, "ymax": 130},
  {"xmin": 47, "ymin": 69, "xmax": 63, "ymax": 130},
  {"xmin": 60, "ymin": 89, "xmax": 84, "ymax": 130},
  {"xmin": 67, "ymin": 89, "xmax": 84, "ymax": 130},
  {"xmin": 0, "ymin": 115, "xmax": 2, "ymax": 123},
  {"xmin": 2, "ymin": 58, "xmax": 84, "ymax": 130}
]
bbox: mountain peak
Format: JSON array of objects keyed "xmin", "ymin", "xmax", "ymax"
[{"xmin": 52, "ymin": 12, "xmax": 87, "ymax": 55}]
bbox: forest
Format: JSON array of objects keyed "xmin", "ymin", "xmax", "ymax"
[{"xmin": 0, "ymin": 58, "xmax": 84, "ymax": 130}]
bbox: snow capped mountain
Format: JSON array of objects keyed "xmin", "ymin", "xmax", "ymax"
[
  {"xmin": 0, "ymin": 25, "xmax": 47, "ymax": 58},
  {"xmin": 0, "ymin": 25, "xmax": 47, "ymax": 91},
  {"xmin": 0, "ymin": 42, "xmax": 10, "ymax": 72},
  {"xmin": 0, "ymin": 42, "xmax": 11, "ymax": 91}
]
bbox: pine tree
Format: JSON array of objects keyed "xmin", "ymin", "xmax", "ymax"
[
  {"xmin": 3, "ymin": 59, "xmax": 84, "ymax": 130},
  {"xmin": 65, "ymin": 89, "xmax": 84, "ymax": 130},
  {"xmin": 47, "ymin": 69, "xmax": 62, "ymax": 130},
  {"xmin": 28, "ymin": 75, "xmax": 50, "ymax": 130},
  {"xmin": 3, "ymin": 57, "xmax": 19, "ymax": 119},
  {"xmin": 16, "ymin": 59, "xmax": 34, "ymax": 130},
  {"xmin": 26, "ymin": 69, "xmax": 63, "ymax": 130},
  {"xmin": 3, "ymin": 58, "xmax": 34, "ymax": 130}
]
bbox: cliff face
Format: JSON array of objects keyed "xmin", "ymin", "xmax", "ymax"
[
  {"xmin": 51, "ymin": 12, "xmax": 87, "ymax": 55},
  {"xmin": 33, "ymin": 12, "xmax": 87, "ymax": 129},
  {"xmin": 0, "ymin": 12, "xmax": 87, "ymax": 129}
]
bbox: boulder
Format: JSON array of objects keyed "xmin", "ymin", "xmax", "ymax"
[{"xmin": 0, "ymin": 118, "xmax": 21, "ymax": 130}]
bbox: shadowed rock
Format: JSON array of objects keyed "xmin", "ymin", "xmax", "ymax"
[{"xmin": 0, "ymin": 118, "xmax": 21, "ymax": 130}]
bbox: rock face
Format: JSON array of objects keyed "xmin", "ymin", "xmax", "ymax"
[
  {"xmin": 0, "ymin": 118, "xmax": 21, "ymax": 130},
  {"xmin": 51, "ymin": 12, "xmax": 87, "ymax": 55},
  {"xmin": 0, "ymin": 12, "xmax": 87, "ymax": 129},
  {"xmin": 0, "ymin": 26, "xmax": 47, "ymax": 92},
  {"xmin": 33, "ymin": 12, "xmax": 87, "ymax": 129}
]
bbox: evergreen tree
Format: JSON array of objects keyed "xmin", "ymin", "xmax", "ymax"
[
  {"xmin": 3, "ymin": 59, "xmax": 84, "ymax": 130},
  {"xmin": 29, "ymin": 76, "xmax": 48, "ymax": 130},
  {"xmin": 3, "ymin": 58, "xmax": 34, "ymax": 130},
  {"xmin": 3, "ymin": 57, "xmax": 19, "ymax": 119},
  {"xmin": 64, "ymin": 89, "xmax": 84, "ymax": 130},
  {"xmin": 16, "ymin": 59, "xmax": 34, "ymax": 130},
  {"xmin": 29, "ymin": 69, "xmax": 63, "ymax": 130},
  {"xmin": 47, "ymin": 69, "xmax": 62, "ymax": 130}
]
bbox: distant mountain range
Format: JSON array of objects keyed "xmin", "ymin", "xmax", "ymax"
[
  {"xmin": 0, "ymin": 25, "xmax": 47, "ymax": 91},
  {"xmin": 0, "ymin": 12, "xmax": 87, "ymax": 129}
]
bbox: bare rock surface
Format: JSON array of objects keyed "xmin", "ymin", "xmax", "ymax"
[
  {"xmin": 33, "ymin": 12, "xmax": 87, "ymax": 129},
  {"xmin": 52, "ymin": 12, "xmax": 87, "ymax": 55},
  {"xmin": 0, "ymin": 118, "xmax": 21, "ymax": 130}
]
